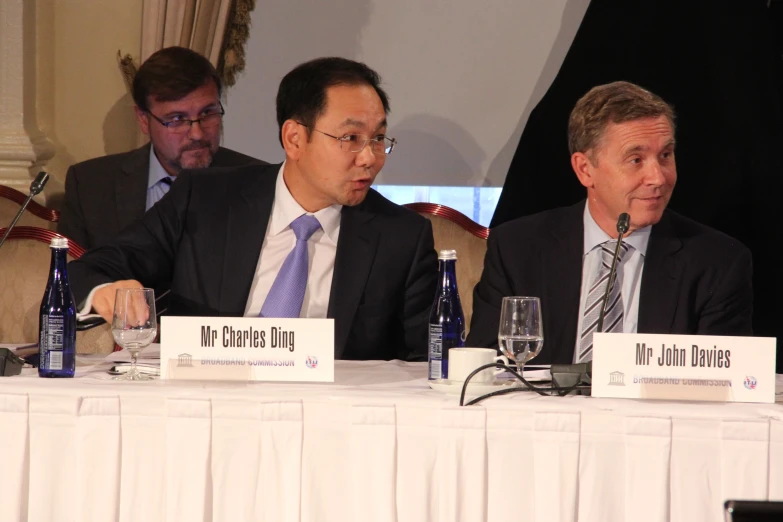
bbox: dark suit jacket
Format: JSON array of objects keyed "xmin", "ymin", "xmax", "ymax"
[
  {"xmin": 466, "ymin": 201, "xmax": 753, "ymax": 364},
  {"xmin": 58, "ymin": 143, "xmax": 263, "ymax": 249},
  {"xmin": 67, "ymin": 163, "xmax": 438, "ymax": 361}
]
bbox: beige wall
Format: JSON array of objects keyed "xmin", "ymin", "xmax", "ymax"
[{"xmin": 35, "ymin": 0, "xmax": 142, "ymax": 205}]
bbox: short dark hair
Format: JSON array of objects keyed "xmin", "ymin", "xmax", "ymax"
[
  {"xmin": 568, "ymin": 81, "xmax": 675, "ymax": 156},
  {"xmin": 276, "ymin": 57, "xmax": 391, "ymax": 146},
  {"xmin": 132, "ymin": 46, "xmax": 222, "ymax": 111}
]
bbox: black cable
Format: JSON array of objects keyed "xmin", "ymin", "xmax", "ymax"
[{"xmin": 458, "ymin": 363, "xmax": 589, "ymax": 406}]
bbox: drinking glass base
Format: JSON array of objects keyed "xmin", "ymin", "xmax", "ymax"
[{"xmin": 113, "ymin": 369, "xmax": 154, "ymax": 381}]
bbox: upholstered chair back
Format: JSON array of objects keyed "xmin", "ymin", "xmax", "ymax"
[
  {"xmin": 0, "ymin": 227, "xmax": 114, "ymax": 353},
  {"xmin": 403, "ymin": 204, "xmax": 489, "ymax": 332}
]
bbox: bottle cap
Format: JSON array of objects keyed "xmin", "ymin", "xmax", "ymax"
[
  {"xmin": 438, "ymin": 249, "xmax": 457, "ymax": 260},
  {"xmin": 50, "ymin": 237, "xmax": 69, "ymax": 249}
]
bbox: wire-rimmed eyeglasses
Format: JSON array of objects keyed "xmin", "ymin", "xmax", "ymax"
[
  {"xmin": 146, "ymin": 103, "xmax": 225, "ymax": 134},
  {"xmin": 296, "ymin": 122, "xmax": 397, "ymax": 154}
]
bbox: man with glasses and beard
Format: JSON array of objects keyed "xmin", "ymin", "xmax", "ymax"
[
  {"xmin": 68, "ymin": 57, "xmax": 437, "ymax": 361},
  {"xmin": 59, "ymin": 46, "xmax": 264, "ymax": 250}
]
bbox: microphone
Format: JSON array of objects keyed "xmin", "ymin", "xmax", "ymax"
[
  {"xmin": 0, "ymin": 172, "xmax": 50, "ymax": 251},
  {"xmin": 527, "ymin": 213, "xmax": 631, "ymax": 394},
  {"xmin": 30, "ymin": 171, "xmax": 49, "ymax": 196},
  {"xmin": 521, "ymin": 213, "xmax": 631, "ymax": 394},
  {"xmin": 596, "ymin": 212, "xmax": 630, "ymax": 332}
]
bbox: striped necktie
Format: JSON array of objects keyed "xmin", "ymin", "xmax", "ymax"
[{"xmin": 578, "ymin": 241, "xmax": 632, "ymax": 362}]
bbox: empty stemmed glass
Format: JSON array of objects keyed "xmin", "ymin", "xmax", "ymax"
[
  {"xmin": 111, "ymin": 288, "xmax": 157, "ymax": 381},
  {"xmin": 498, "ymin": 296, "xmax": 544, "ymax": 375}
]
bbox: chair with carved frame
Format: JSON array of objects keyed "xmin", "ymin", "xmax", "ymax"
[
  {"xmin": 0, "ymin": 185, "xmax": 60, "ymax": 231},
  {"xmin": 403, "ymin": 203, "xmax": 489, "ymax": 332}
]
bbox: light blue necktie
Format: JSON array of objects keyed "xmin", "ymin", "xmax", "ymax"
[{"xmin": 259, "ymin": 214, "xmax": 322, "ymax": 318}]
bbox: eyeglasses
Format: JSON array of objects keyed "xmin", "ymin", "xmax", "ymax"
[
  {"xmin": 146, "ymin": 103, "xmax": 225, "ymax": 134},
  {"xmin": 296, "ymin": 122, "xmax": 397, "ymax": 154}
]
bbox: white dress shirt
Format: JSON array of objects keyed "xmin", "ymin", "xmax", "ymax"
[
  {"xmin": 243, "ymin": 163, "xmax": 342, "ymax": 318},
  {"xmin": 573, "ymin": 204, "xmax": 651, "ymax": 361},
  {"xmin": 80, "ymin": 163, "xmax": 342, "ymax": 318}
]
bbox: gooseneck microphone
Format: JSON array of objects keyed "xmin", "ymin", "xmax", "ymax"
[
  {"xmin": 0, "ymin": 171, "xmax": 50, "ymax": 251},
  {"xmin": 29, "ymin": 171, "xmax": 49, "ymax": 195},
  {"xmin": 544, "ymin": 213, "xmax": 631, "ymax": 391},
  {"xmin": 596, "ymin": 212, "xmax": 630, "ymax": 333}
]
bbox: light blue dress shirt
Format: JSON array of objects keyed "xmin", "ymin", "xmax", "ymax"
[{"xmin": 145, "ymin": 146, "xmax": 175, "ymax": 211}]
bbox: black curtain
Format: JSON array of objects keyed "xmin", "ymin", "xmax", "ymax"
[{"xmin": 491, "ymin": 0, "xmax": 783, "ymax": 370}]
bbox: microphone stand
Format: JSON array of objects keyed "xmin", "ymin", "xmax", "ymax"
[
  {"xmin": 596, "ymin": 212, "xmax": 630, "ymax": 332},
  {"xmin": 0, "ymin": 171, "xmax": 50, "ymax": 251}
]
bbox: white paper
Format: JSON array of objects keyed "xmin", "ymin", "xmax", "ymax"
[
  {"xmin": 497, "ymin": 364, "xmax": 551, "ymax": 382},
  {"xmin": 1, "ymin": 343, "xmax": 38, "ymax": 350},
  {"xmin": 109, "ymin": 363, "xmax": 160, "ymax": 375},
  {"xmin": 104, "ymin": 343, "xmax": 161, "ymax": 363},
  {"xmin": 522, "ymin": 369, "xmax": 552, "ymax": 382}
]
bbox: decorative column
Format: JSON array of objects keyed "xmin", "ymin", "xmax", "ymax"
[{"xmin": 0, "ymin": 0, "xmax": 55, "ymax": 192}]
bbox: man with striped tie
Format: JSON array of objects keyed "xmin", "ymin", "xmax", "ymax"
[
  {"xmin": 467, "ymin": 81, "xmax": 753, "ymax": 364},
  {"xmin": 59, "ymin": 47, "xmax": 264, "ymax": 250}
]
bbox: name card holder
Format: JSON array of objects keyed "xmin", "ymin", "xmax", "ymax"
[
  {"xmin": 160, "ymin": 316, "xmax": 334, "ymax": 382},
  {"xmin": 592, "ymin": 333, "xmax": 776, "ymax": 403}
]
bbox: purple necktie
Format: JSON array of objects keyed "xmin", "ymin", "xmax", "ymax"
[{"xmin": 259, "ymin": 214, "xmax": 322, "ymax": 318}]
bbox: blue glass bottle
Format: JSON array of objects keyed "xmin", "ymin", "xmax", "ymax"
[
  {"xmin": 428, "ymin": 249, "xmax": 465, "ymax": 380},
  {"xmin": 38, "ymin": 237, "xmax": 76, "ymax": 378}
]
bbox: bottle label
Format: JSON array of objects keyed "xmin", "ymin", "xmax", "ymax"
[
  {"xmin": 40, "ymin": 315, "xmax": 64, "ymax": 370},
  {"xmin": 428, "ymin": 324, "xmax": 443, "ymax": 380}
]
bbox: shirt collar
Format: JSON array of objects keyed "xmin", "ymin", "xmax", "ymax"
[
  {"xmin": 268, "ymin": 162, "xmax": 343, "ymax": 244},
  {"xmin": 583, "ymin": 202, "xmax": 651, "ymax": 256},
  {"xmin": 147, "ymin": 145, "xmax": 173, "ymax": 189}
]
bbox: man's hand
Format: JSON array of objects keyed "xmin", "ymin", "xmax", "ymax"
[{"xmin": 92, "ymin": 280, "xmax": 144, "ymax": 323}]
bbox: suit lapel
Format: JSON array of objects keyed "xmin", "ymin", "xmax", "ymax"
[
  {"xmin": 327, "ymin": 204, "xmax": 379, "ymax": 359},
  {"xmin": 116, "ymin": 144, "xmax": 152, "ymax": 231},
  {"xmin": 638, "ymin": 211, "xmax": 683, "ymax": 333},
  {"xmin": 543, "ymin": 202, "xmax": 584, "ymax": 362},
  {"xmin": 218, "ymin": 166, "xmax": 278, "ymax": 314}
]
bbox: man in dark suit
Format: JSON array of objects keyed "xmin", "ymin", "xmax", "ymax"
[
  {"xmin": 467, "ymin": 81, "xmax": 753, "ymax": 364},
  {"xmin": 68, "ymin": 57, "xmax": 437, "ymax": 361},
  {"xmin": 58, "ymin": 46, "xmax": 263, "ymax": 250}
]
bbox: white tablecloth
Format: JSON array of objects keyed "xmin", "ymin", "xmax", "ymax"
[{"xmin": 1, "ymin": 359, "xmax": 782, "ymax": 522}]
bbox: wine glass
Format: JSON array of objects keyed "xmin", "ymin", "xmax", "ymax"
[
  {"xmin": 498, "ymin": 296, "xmax": 543, "ymax": 375},
  {"xmin": 111, "ymin": 288, "xmax": 157, "ymax": 381}
]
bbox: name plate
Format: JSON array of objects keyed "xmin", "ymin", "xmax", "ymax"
[
  {"xmin": 160, "ymin": 316, "xmax": 334, "ymax": 382},
  {"xmin": 592, "ymin": 333, "xmax": 776, "ymax": 403}
]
